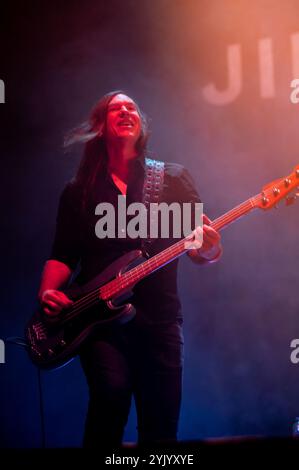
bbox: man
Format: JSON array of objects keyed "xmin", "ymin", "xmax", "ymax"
[{"xmin": 38, "ymin": 91, "xmax": 222, "ymax": 447}]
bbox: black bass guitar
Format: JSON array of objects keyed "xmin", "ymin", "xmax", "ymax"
[{"xmin": 26, "ymin": 165, "xmax": 299, "ymax": 369}]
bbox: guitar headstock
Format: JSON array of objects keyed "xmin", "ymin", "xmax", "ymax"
[{"xmin": 253, "ymin": 164, "xmax": 299, "ymax": 210}]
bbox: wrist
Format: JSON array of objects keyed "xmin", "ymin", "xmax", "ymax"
[
  {"xmin": 191, "ymin": 244, "xmax": 223, "ymax": 264},
  {"xmin": 200, "ymin": 244, "xmax": 222, "ymax": 261},
  {"xmin": 38, "ymin": 289, "xmax": 51, "ymax": 305}
]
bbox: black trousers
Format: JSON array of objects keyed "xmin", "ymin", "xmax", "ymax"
[{"xmin": 80, "ymin": 315, "xmax": 184, "ymax": 448}]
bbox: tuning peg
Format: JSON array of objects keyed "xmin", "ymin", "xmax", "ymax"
[
  {"xmin": 284, "ymin": 178, "xmax": 291, "ymax": 187},
  {"xmin": 261, "ymin": 191, "xmax": 269, "ymax": 206},
  {"xmin": 273, "ymin": 187, "xmax": 280, "ymax": 196},
  {"xmin": 285, "ymin": 195, "xmax": 297, "ymax": 206}
]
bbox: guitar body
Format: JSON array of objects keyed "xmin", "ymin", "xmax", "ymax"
[{"xmin": 26, "ymin": 250, "xmax": 143, "ymax": 370}]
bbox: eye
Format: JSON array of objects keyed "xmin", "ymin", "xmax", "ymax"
[
  {"xmin": 108, "ymin": 105, "xmax": 120, "ymax": 112},
  {"xmin": 108, "ymin": 103, "xmax": 138, "ymax": 113}
]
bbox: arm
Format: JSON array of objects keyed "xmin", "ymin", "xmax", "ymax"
[
  {"xmin": 38, "ymin": 259, "xmax": 73, "ymax": 300},
  {"xmin": 187, "ymin": 239, "xmax": 223, "ymax": 264},
  {"xmin": 39, "ymin": 182, "xmax": 82, "ymax": 315},
  {"xmin": 38, "ymin": 260, "xmax": 73, "ymax": 316}
]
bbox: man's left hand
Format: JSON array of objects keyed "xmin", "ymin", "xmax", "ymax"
[{"xmin": 187, "ymin": 214, "xmax": 222, "ymax": 264}]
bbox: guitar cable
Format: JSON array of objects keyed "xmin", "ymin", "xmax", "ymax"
[{"xmin": 5, "ymin": 336, "xmax": 46, "ymax": 449}]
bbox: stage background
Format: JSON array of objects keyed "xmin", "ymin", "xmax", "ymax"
[{"xmin": 1, "ymin": 0, "xmax": 299, "ymax": 447}]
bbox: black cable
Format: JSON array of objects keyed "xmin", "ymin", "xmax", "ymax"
[
  {"xmin": 5, "ymin": 336, "xmax": 46, "ymax": 448},
  {"xmin": 37, "ymin": 367, "xmax": 46, "ymax": 448},
  {"xmin": 6, "ymin": 336, "xmax": 28, "ymax": 348}
]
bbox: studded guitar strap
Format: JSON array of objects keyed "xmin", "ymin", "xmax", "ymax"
[{"xmin": 141, "ymin": 157, "xmax": 165, "ymax": 255}]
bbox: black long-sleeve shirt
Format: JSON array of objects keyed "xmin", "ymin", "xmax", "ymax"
[{"xmin": 50, "ymin": 160, "xmax": 201, "ymax": 323}]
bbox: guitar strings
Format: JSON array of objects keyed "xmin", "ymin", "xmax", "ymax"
[
  {"xmin": 60, "ymin": 177, "xmax": 293, "ymax": 322},
  {"xmin": 60, "ymin": 174, "xmax": 297, "ymax": 322},
  {"xmin": 60, "ymin": 196, "xmax": 259, "ymax": 322},
  {"xmin": 61, "ymin": 240, "xmax": 185, "ymax": 322},
  {"xmin": 62, "ymin": 197, "xmax": 258, "ymax": 321}
]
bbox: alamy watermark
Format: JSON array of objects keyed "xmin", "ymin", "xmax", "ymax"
[
  {"xmin": 0, "ymin": 339, "xmax": 5, "ymax": 364},
  {"xmin": 0, "ymin": 80, "xmax": 4, "ymax": 103},
  {"xmin": 94, "ymin": 196, "xmax": 204, "ymax": 249},
  {"xmin": 290, "ymin": 339, "xmax": 299, "ymax": 364},
  {"xmin": 290, "ymin": 79, "xmax": 299, "ymax": 104}
]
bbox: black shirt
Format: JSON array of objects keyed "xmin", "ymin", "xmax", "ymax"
[{"xmin": 50, "ymin": 160, "xmax": 201, "ymax": 323}]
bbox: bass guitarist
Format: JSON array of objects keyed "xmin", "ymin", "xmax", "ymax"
[{"xmin": 38, "ymin": 91, "xmax": 222, "ymax": 447}]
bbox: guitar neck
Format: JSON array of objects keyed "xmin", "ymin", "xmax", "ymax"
[
  {"xmin": 211, "ymin": 196, "xmax": 256, "ymax": 231},
  {"xmin": 99, "ymin": 195, "xmax": 257, "ymax": 300}
]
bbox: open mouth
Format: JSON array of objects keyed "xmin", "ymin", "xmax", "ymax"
[{"xmin": 118, "ymin": 120, "xmax": 134, "ymax": 127}]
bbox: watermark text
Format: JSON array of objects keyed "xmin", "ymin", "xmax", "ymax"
[
  {"xmin": 95, "ymin": 196, "xmax": 203, "ymax": 244},
  {"xmin": 0, "ymin": 80, "xmax": 4, "ymax": 103},
  {"xmin": 0, "ymin": 339, "xmax": 5, "ymax": 364},
  {"xmin": 290, "ymin": 339, "xmax": 299, "ymax": 364},
  {"xmin": 290, "ymin": 79, "xmax": 299, "ymax": 103}
]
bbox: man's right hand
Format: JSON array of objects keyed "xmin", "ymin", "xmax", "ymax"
[{"xmin": 40, "ymin": 289, "xmax": 73, "ymax": 316}]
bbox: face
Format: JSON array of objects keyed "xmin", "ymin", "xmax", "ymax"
[{"xmin": 105, "ymin": 94, "xmax": 142, "ymax": 144}]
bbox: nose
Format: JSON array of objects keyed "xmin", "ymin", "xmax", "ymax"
[{"xmin": 119, "ymin": 105, "xmax": 130, "ymax": 114}]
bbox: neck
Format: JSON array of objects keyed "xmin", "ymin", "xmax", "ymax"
[{"xmin": 107, "ymin": 140, "xmax": 137, "ymax": 181}]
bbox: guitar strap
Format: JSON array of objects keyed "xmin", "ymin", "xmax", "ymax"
[{"xmin": 141, "ymin": 157, "xmax": 165, "ymax": 255}]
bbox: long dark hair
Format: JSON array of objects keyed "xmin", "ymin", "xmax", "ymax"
[{"xmin": 65, "ymin": 90, "xmax": 149, "ymax": 210}]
